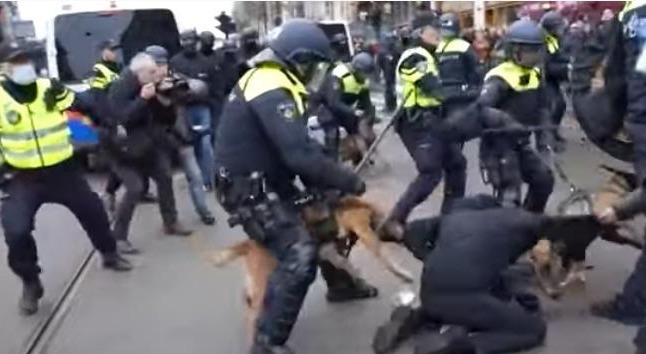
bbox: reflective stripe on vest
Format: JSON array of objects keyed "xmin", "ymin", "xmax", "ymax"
[
  {"xmin": 331, "ymin": 63, "xmax": 367, "ymax": 95},
  {"xmin": 545, "ymin": 33, "xmax": 560, "ymax": 54},
  {"xmin": 620, "ymin": 0, "xmax": 646, "ymax": 20},
  {"xmin": 436, "ymin": 38, "xmax": 471, "ymax": 54},
  {"xmin": 239, "ymin": 63, "xmax": 308, "ymax": 115},
  {"xmin": 0, "ymin": 78, "xmax": 74, "ymax": 169},
  {"xmin": 484, "ymin": 61, "xmax": 541, "ymax": 92},
  {"xmin": 89, "ymin": 63, "xmax": 119, "ymax": 90},
  {"xmin": 397, "ymin": 46, "xmax": 442, "ymax": 108}
]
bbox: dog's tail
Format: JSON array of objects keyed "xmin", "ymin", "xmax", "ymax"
[{"xmin": 208, "ymin": 240, "xmax": 254, "ymax": 268}]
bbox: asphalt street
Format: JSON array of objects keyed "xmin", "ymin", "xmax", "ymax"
[{"xmin": 0, "ymin": 94, "xmax": 641, "ymax": 354}]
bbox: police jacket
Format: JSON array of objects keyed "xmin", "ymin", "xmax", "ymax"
[
  {"xmin": 435, "ymin": 37, "xmax": 481, "ymax": 100},
  {"xmin": 543, "ymin": 32, "xmax": 569, "ymax": 85},
  {"xmin": 479, "ymin": 61, "xmax": 550, "ymax": 127},
  {"xmin": 170, "ymin": 51, "xmax": 222, "ymax": 103},
  {"xmin": 421, "ymin": 199, "xmax": 546, "ymax": 292},
  {"xmin": 397, "ymin": 45, "xmax": 442, "ymax": 110},
  {"xmin": 88, "ymin": 60, "xmax": 120, "ymax": 90},
  {"xmin": 618, "ymin": 0, "xmax": 646, "ymax": 125},
  {"xmin": 319, "ymin": 63, "xmax": 372, "ymax": 133},
  {"xmin": 0, "ymin": 78, "xmax": 93, "ymax": 170},
  {"xmin": 214, "ymin": 59, "xmax": 361, "ymax": 199}
]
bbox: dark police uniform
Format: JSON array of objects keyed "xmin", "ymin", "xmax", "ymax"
[
  {"xmin": 478, "ymin": 61, "xmax": 554, "ymax": 212},
  {"xmin": 435, "ymin": 36, "xmax": 481, "ymax": 116},
  {"xmin": 389, "ymin": 45, "xmax": 467, "ymax": 221},
  {"xmin": 589, "ymin": 0, "xmax": 646, "ymax": 336},
  {"xmin": 541, "ymin": 17, "xmax": 569, "ymax": 146},
  {"xmin": 215, "ymin": 60, "xmax": 363, "ymax": 348},
  {"xmin": 0, "ymin": 77, "xmax": 130, "ymax": 314},
  {"xmin": 319, "ymin": 62, "xmax": 373, "ymax": 160}
]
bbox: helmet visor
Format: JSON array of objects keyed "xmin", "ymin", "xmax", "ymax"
[
  {"xmin": 305, "ymin": 62, "xmax": 332, "ymax": 93},
  {"xmin": 514, "ymin": 44, "xmax": 544, "ymax": 68}
]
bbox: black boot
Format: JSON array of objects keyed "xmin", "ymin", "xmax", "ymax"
[
  {"xmin": 326, "ymin": 278, "xmax": 379, "ymax": 303},
  {"xmin": 102, "ymin": 252, "xmax": 133, "ymax": 272},
  {"xmin": 250, "ymin": 336, "xmax": 295, "ymax": 354},
  {"xmin": 373, "ymin": 305, "xmax": 426, "ymax": 354},
  {"xmin": 19, "ymin": 278, "xmax": 44, "ymax": 316},
  {"xmin": 414, "ymin": 326, "xmax": 475, "ymax": 354}
]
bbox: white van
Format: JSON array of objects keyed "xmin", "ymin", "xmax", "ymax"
[{"xmin": 317, "ymin": 20, "xmax": 355, "ymax": 60}]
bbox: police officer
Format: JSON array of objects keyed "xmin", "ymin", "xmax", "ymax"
[
  {"xmin": 0, "ymin": 46, "xmax": 132, "ymax": 316},
  {"xmin": 319, "ymin": 52, "xmax": 375, "ymax": 161},
  {"xmin": 380, "ymin": 31, "xmax": 398, "ymax": 113},
  {"xmin": 540, "ymin": 11, "xmax": 569, "ymax": 151},
  {"xmin": 88, "ymin": 39, "xmax": 121, "ymax": 90},
  {"xmin": 436, "ymin": 12, "xmax": 481, "ymax": 116},
  {"xmin": 470, "ymin": 19, "xmax": 554, "ymax": 212},
  {"xmin": 387, "ymin": 12, "xmax": 467, "ymax": 224},
  {"xmin": 236, "ymin": 28, "xmax": 262, "ymax": 79},
  {"xmin": 591, "ymin": 0, "xmax": 646, "ymax": 331},
  {"xmin": 330, "ymin": 33, "xmax": 351, "ymax": 64},
  {"xmin": 214, "ymin": 19, "xmax": 366, "ymax": 354}
]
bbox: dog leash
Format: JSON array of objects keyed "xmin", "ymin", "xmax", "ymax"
[{"xmin": 542, "ymin": 146, "xmax": 594, "ymax": 215}]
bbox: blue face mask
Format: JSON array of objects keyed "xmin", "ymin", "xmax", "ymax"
[{"xmin": 9, "ymin": 64, "xmax": 37, "ymax": 85}]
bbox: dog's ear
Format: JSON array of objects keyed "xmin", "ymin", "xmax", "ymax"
[{"xmin": 544, "ymin": 215, "xmax": 601, "ymax": 263}]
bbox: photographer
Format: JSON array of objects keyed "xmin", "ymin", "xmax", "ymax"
[{"xmin": 107, "ymin": 50, "xmax": 192, "ymax": 254}]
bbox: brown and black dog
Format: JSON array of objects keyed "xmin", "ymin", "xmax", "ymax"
[
  {"xmin": 531, "ymin": 164, "xmax": 643, "ymax": 298},
  {"xmin": 208, "ymin": 196, "xmax": 412, "ymax": 341}
]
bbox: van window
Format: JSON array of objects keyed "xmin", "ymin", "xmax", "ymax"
[
  {"xmin": 317, "ymin": 23, "xmax": 352, "ymax": 60},
  {"xmin": 54, "ymin": 9, "xmax": 181, "ymax": 83}
]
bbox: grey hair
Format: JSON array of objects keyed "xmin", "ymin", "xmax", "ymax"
[{"xmin": 129, "ymin": 52, "xmax": 156, "ymax": 73}]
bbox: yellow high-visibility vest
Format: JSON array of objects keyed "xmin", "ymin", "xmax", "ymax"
[
  {"xmin": 239, "ymin": 63, "xmax": 308, "ymax": 115},
  {"xmin": 397, "ymin": 46, "xmax": 442, "ymax": 108},
  {"xmin": 88, "ymin": 63, "xmax": 119, "ymax": 90},
  {"xmin": 484, "ymin": 61, "xmax": 541, "ymax": 92},
  {"xmin": 331, "ymin": 63, "xmax": 368, "ymax": 95},
  {"xmin": 0, "ymin": 79, "xmax": 75, "ymax": 169}
]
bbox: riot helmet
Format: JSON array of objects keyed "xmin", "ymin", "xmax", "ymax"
[
  {"xmin": 199, "ymin": 31, "xmax": 216, "ymax": 55},
  {"xmin": 268, "ymin": 19, "xmax": 332, "ymax": 83},
  {"xmin": 504, "ymin": 19, "xmax": 545, "ymax": 69},
  {"xmin": 540, "ymin": 11, "xmax": 566, "ymax": 37},
  {"xmin": 350, "ymin": 52, "xmax": 375, "ymax": 83},
  {"xmin": 439, "ymin": 13, "xmax": 460, "ymax": 38},
  {"xmin": 412, "ymin": 11, "xmax": 441, "ymax": 48},
  {"xmin": 180, "ymin": 29, "xmax": 199, "ymax": 55}
]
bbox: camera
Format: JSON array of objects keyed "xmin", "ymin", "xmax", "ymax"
[{"xmin": 156, "ymin": 73, "xmax": 190, "ymax": 99}]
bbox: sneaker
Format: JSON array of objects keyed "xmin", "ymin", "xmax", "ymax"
[
  {"xmin": 116, "ymin": 240, "xmax": 141, "ymax": 255},
  {"xmin": 164, "ymin": 222, "xmax": 193, "ymax": 237},
  {"xmin": 200, "ymin": 214, "xmax": 216, "ymax": 226},
  {"xmin": 102, "ymin": 252, "xmax": 134, "ymax": 272},
  {"xmin": 19, "ymin": 278, "xmax": 44, "ymax": 316}
]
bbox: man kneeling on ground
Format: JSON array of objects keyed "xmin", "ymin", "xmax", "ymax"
[{"xmin": 374, "ymin": 195, "xmax": 601, "ymax": 354}]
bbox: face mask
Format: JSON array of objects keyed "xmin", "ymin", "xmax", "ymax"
[{"xmin": 10, "ymin": 64, "xmax": 37, "ymax": 85}]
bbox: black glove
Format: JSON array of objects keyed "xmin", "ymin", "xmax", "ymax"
[
  {"xmin": 50, "ymin": 78, "xmax": 67, "ymax": 96},
  {"xmin": 351, "ymin": 178, "xmax": 367, "ymax": 196},
  {"xmin": 43, "ymin": 79, "xmax": 68, "ymax": 112}
]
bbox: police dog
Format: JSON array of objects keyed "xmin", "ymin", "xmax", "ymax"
[
  {"xmin": 531, "ymin": 164, "xmax": 642, "ymax": 297},
  {"xmin": 339, "ymin": 118, "xmax": 377, "ymax": 166},
  {"xmin": 208, "ymin": 196, "xmax": 412, "ymax": 341}
]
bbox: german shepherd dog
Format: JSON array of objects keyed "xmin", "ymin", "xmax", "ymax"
[
  {"xmin": 531, "ymin": 165, "xmax": 642, "ymax": 298},
  {"xmin": 208, "ymin": 196, "xmax": 412, "ymax": 341},
  {"xmin": 339, "ymin": 118, "xmax": 377, "ymax": 166}
]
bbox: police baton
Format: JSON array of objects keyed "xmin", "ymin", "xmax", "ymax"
[{"xmin": 354, "ymin": 91, "xmax": 413, "ymax": 174}]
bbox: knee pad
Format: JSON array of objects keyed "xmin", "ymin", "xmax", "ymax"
[{"xmin": 285, "ymin": 241, "xmax": 318, "ymax": 285}]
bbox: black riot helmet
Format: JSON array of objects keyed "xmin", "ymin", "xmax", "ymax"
[
  {"xmin": 504, "ymin": 19, "xmax": 545, "ymax": 69},
  {"xmin": 412, "ymin": 11, "xmax": 441, "ymax": 48},
  {"xmin": 439, "ymin": 13, "xmax": 460, "ymax": 38},
  {"xmin": 269, "ymin": 19, "xmax": 332, "ymax": 66},
  {"xmin": 350, "ymin": 52, "xmax": 375, "ymax": 82},
  {"xmin": 199, "ymin": 31, "xmax": 216, "ymax": 54},
  {"xmin": 180, "ymin": 29, "xmax": 199, "ymax": 54},
  {"xmin": 540, "ymin": 11, "xmax": 566, "ymax": 36}
]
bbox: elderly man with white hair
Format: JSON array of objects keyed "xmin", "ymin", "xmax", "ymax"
[{"xmin": 107, "ymin": 50, "xmax": 193, "ymax": 254}]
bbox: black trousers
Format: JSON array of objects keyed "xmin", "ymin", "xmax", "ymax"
[
  {"xmin": 105, "ymin": 169, "xmax": 150, "ymax": 196},
  {"xmin": 1, "ymin": 160, "xmax": 116, "ymax": 281},
  {"xmin": 422, "ymin": 291, "xmax": 546, "ymax": 353},
  {"xmin": 111, "ymin": 152, "xmax": 178, "ymax": 241}
]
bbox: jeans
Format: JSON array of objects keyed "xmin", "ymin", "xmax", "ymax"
[
  {"xmin": 187, "ymin": 105, "xmax": 215, "ymax": 189},
  {"xmin": 178, "ymin": 146, "xmax": 213, "ymax": 219}
]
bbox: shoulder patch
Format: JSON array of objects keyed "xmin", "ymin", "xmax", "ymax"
[{"xmin": 277, "ymin": 101, "xmax": 297, "ymax": 121}]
